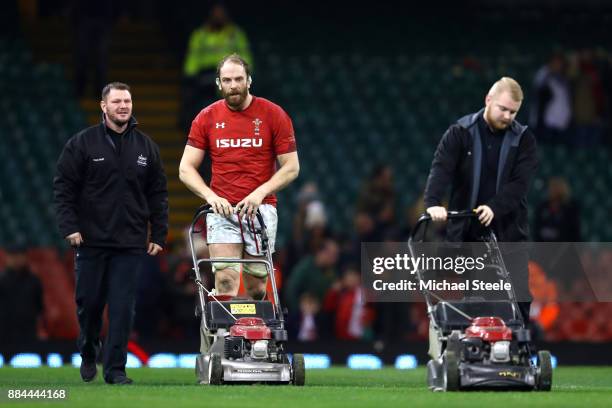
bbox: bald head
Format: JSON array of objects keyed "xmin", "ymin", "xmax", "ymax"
[{"xmin": 488, "ymin": 77, "xmax": 524, "ymax": 102}]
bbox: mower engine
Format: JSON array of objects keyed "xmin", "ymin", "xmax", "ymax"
[
  {"xmin": 225, "ymin": 317, "xmax": 283, "ymax": 362},
  {"xmin": 464, "ymin": 317, "xmax": 513, "ymax": 363}
]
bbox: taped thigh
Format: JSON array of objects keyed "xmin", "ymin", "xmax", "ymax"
[
  {"xmin": 211, "ymin": 258, "xmax": 241, "ymax": 274},
  {"xmin": 242, "ymin": 262, "xmax": 268, "ymax": 278}
]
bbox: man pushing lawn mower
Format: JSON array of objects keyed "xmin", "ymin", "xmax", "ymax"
[
  {"xmin": 418, "ymin": 77, "xmax": 552, "ymax": 391},
  {"xmin": 409, "ymin": 212, "xmax": 552, "ymax": 391},
  {"xmin": 179, "ymin": 54, "xmax": 303, "ymax": 384}
]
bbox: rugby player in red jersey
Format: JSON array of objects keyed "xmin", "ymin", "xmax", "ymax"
[{"xmin": 179, "ymin": 53, "xmax": 299, "ymax": 301}]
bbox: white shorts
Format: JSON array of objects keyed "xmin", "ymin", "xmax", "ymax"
[{"xmin": 206, "ymin": 204, "xmax": 277, "ymax": 256}]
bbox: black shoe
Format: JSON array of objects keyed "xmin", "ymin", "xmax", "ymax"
[
  {"xmin": 80, "ymin": 359, "xmax": 97, "ymax": 382},
  {"xmin": 105, "ymin": 375, "xmax": 133, "ymax": 385}
]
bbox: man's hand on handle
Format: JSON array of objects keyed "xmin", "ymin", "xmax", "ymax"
[
  {"xmin": 205, "ymin": 192, "xmax": 234, "ymax": 217},
  {"xmin": 65, "ymin": 232, "xmax": 83, "ymax": 247},
  {"xmin": 426, "ymin": 205, "xmax": 493, "ymax": 226},
  {"xmin": 235, "ymin": 189, "xmax": 266, "ymax": 219},
  {"xmin": 426, "ymin": 206, "xmax": 448, "ymax": 222},
  {"xmin": 475, "ymin": 205, "xmax": 494, "ymax": 226}
]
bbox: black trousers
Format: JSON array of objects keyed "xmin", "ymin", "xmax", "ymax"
[
  {"xmin": 503, "ymin": 249, "xmax": 532, "ymax": 324},
  {"xmin": 74, "ymin": 247, "xmax": 143, "ymax": 380}
]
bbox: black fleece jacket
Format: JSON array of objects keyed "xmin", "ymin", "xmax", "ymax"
[
  {"xmin": 53, "ymin": 117, "xmax": 168, "ymax": 249},
  {"xmin": 424, "ymin": 110, "xmax": 538, "ymax": 242}
]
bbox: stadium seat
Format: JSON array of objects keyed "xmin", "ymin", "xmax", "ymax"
[{"xmin": 0, "ymin": 39, "xmax": 86, "ymax": 248}]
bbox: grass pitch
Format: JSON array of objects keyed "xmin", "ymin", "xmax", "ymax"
[{"xmin": 1, "ymin": 366, "xmax": 611, "ymax": 408}]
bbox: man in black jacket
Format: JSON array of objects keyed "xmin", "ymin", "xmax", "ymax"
[
  {"xmin": 424, "ymin": 77, "xmax": 538, "ymax": 321},
  {"xmin": 54, "ymin": 82, "xmax": 168, "ymax": 384}
]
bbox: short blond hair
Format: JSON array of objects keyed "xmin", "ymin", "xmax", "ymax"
[{"xmin": 488, "ymin": 77, "xmax": 523, "ymax": 102}]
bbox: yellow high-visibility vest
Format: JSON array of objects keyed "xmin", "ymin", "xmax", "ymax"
[{"xmin": 183, "ymin": 24, "xmax": 253, "ymax": 77}]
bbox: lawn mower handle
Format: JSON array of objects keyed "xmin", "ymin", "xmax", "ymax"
[
  {"xmin": 191, "ymin": 204, "xmax": 267, "ymax": 232},
  {"xmin": 188, "ymin": 203, "xmax": 282, "ymax": 329},
  {"xmin": 410, "ymin": 210, "xmax": 479, "ymax": 242}
]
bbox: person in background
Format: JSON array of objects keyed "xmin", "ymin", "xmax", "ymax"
[
  {"xmin": 285, "ymin": 239, "xmax": 339, "ymax": 313},
  {"xmin": 530, "ymin": 53, "xmax": 572, "ymax": 144},
  {"xmin": 323, "ymin": 264, "xmax": 375, "ymax": 340},
  {"xmin": 534, "ymin": 177, "xmax": 581, "ymax": 242},
  {"xmin": 180, "ymin": 3, "xmax": 252, "ymax": 131},
  {"xmin": 0, "ymin": 244, "xmax": 43, "ymax": 344},
  {"xmin": 288, "ymin": 292, "xmax": 326, "ymax": 341}
]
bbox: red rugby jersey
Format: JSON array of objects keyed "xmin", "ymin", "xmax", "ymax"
[{"xmin": 187, "ymin": 96, "xmax": 297, "ymax": 205}]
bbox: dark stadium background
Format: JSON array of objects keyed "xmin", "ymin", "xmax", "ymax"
[{"xmin": 1, "ymin": 0, "xmax": 612, "ymax": 367}]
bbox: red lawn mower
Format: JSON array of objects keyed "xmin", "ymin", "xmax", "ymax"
[
  {"xmin": 188, "ymin": 205, "xmax": 305, "ymax": 385},
  {"xmin": 408, "ymin": 211, "xmax": 553, "ymax": 391}
]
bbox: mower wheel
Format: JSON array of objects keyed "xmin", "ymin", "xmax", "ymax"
[
  {"xmin": 536, "ymin": 350, "xmax": 552, "ymax": 391},
  {"xmin": 209, "ymin": 352, "xmax": 223, "ymax": 385},
  {"xmin": 443, "ymin": 350, "xmax": 460, "ymax": 391},
  {"xmin": 292, "ymin": 353, "xmax": 306, "ymax": 386},
  {"xmin": 447, "ymin": 330, "xmax": 462, "ymax": 354}
]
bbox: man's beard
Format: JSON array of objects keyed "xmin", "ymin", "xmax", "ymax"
[
  {"xmin": 485, "ymin": 110, "xmax": 510, "ymax": 131},
  {"xmin": 107, "ymin": 111, "xmax": 130, "ymax": 127},
  {"xmin": 223, "ymin": 88, "xmax": 248, "ymax": 109}
]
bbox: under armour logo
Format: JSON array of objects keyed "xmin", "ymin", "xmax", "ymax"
[{"xmin": 216, "ymin": 122, "xmax": 226, "ymax": 129}]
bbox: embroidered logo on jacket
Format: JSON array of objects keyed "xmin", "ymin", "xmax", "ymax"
[{"xmin": 137, "ymin": 155, "xmax": 148, "ymax": 166}]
